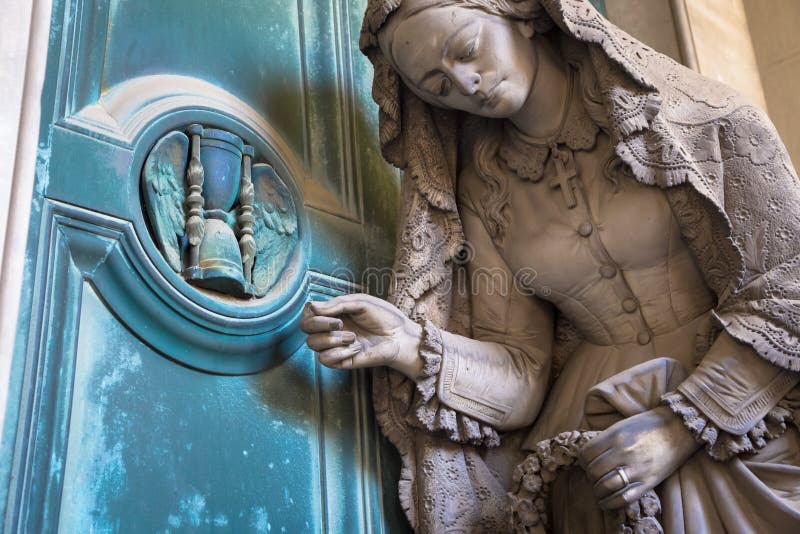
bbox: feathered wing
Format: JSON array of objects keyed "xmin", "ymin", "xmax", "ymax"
[
  {"xmin": 142, "ymin": 131, "xmax": 190, "ymax": 272},
  {"xmin": 250, "ymin": 163, "xmax": 299, "ymax": 296}
]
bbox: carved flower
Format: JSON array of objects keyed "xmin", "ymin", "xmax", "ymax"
[
  {"xmin": 534, "ymin": 497, "xmax": 547, "ymax": 512},
  {"xmin": 536, "ymin": 441, "xmax": 552, "ymax": 458},
  {"xmin": 777, "ymin": 225, "xmax": 793, "ymax": 242},
  {"xmin": 634, "ymin": 516, "xmax": 664, "ymax": 534},
  {"xmin": 554, "ymin": 430, "xmax": 582, "ymax": 447},
  {"xmin": 445, "ymin": 463, "xmax": 460, "ymax": 481},
  {"xmin": 729, "ymin": 173, "xmax": 746, "ymax": 189},
  {"xmin": 552, "ymin": 444, "xmax": 575, "ymax": 465},
  {"xmin": 512, "ymin": 464, "xmax": 525, "ymax": 484},
  {"xmin": 734, "ymin": 122, "xmax": 777, "ymax": 165},
  {"xmin": 522, "ymin": 473, "xmax": 543, "ymax": 494},
  {"xmin": 515, "ymin": 498, "xmax": 540, "ymax": 525},
  {"xmin": 639, "ymin": 492, "xmax": 662, "ymax": 517},
  {"xmin": 732, "ymin": 207, "xmax": 752, "ymax": 225},
  {"xmin": 768, "ymin": 197, "xmax": 786, "ymax": 212},
  {"xmin": 475, "ymin": 485, "xmax": 492, "ymax": 502},
  {"xmin": 522, "ymin": 454, "xmax": 541, "ymax": 474}
]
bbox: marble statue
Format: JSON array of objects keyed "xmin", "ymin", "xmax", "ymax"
[{"xmin": 300, "ymin": 0, "xmax": 800, "ymax": 531}]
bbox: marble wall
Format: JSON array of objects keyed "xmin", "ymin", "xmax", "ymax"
[
  {"xmin": 743, "ymin": 0, "xmax": 800, "ymax": 168},
  {"xmin": 605, "ymin": 0, "xmax": 683, "ymax": 63},
  {"xmin": 606, "ymin": 0, "xmax": 800, "ymax": 168},
  {"xmin": 683, "ymin": 0, "xmax": 768, "ymax": 109},
  {"xmin": 0, "ymin": 0, "xmax": 51, "ymax": 450}
]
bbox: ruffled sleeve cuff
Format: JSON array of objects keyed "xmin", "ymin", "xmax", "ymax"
[
  {"xmin": 408, "ymin": 320, "xmax": 501, "ymax": 448},
  {"xmin": 662, "ymin": 390, "xmax": 798, "ymax": 461}
]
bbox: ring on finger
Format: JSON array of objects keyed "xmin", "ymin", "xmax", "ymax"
[
  {"xmin": 593, "ymin": 465, "xmax": 631, "ymax": 496},
  {"xmin": 615, "ymin": 466, "xmax": 630, "ymax": 487}
]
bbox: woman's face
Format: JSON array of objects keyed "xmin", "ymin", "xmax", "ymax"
[{"xmin": 381, "ymin": 6, "xmax": 538, "ymax": 118}]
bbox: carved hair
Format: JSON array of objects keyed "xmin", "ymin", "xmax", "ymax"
[{"xmin": 472, "ymin": 36, "xmax": 610, "ymax": 244}]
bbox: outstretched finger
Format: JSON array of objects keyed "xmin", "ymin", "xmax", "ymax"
[
  {"xmin": 300, "ymin": 315, "xmax": 343, "ymax": 334},
  {"xmin": 310, "ymin": 296, "xmax": 368, "ymax": 318},
  {"xmin": 307, "ymin": 331, "xmax": 357, "ymax": 352},
  {"xmin": 333, "ymin": 340, "xmax": 398, "ymax": 370},
  {"xmin": 318, "ymin": 343, "xmax": 363, "ymax": 368}
]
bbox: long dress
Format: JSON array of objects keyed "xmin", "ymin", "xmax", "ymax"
[{"xmin": 444, "ymin": 70, "xmax": 800, "ymax": 531}]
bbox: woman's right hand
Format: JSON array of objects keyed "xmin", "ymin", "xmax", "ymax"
[{"xmin": 300, "ymin": 294, "xmax": 424, "ymax": 380}]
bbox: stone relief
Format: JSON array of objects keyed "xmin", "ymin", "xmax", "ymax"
[
  {"xmin": 142, "ymin": 124, "xmax": 298, "ymax": 298},
  {"xmin": 300, "ymin": 0, "xmax": 800, "ymax": 531}
]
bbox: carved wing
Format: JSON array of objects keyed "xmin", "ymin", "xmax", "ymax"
[
  {"xmin": 142, "ymin": 131, "xmax": 189, "ymax": 272},
  {"xmin": 250, "ymin": 163, "xmax": 299, "ymax": 296}
]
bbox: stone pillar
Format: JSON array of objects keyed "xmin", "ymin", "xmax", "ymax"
[
  {"xmin": 605, "ymin": 0, "xmax": 683, "ymax": 63},
  {"xmin": 743, "ymin": 0, "xmax": 800, "ymax": 167},
  {"xmin": 607, "ymin": 0, "xmax": 800, "ymax": 168},
  {"xmin": 0, "ymin": 0, "xmax": 52, "ymax": 437},
  {"xmin": 681, "ymin": 0, "xmax": 768, "ymax": 110}
]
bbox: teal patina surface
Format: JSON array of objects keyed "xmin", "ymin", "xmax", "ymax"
[
  {"xmin": 0, "ymin": 0, "xmax": 605, "ymax": 532},
  {"xmin": 0, "ymin": 0, "xmax": 403, "ymax": 531},
  {"xmin": 142, "ymin": 125, "xmax": 300, "ymax": 299}
]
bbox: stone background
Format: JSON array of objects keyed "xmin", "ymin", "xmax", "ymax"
[{"xmin": 606, "ymin": 0, "xmax": 800, "ymax": 168}]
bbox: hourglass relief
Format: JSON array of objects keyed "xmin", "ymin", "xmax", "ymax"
[{"xmin": 142, "ymin": 124, "xmax": 299, "ymax": 298}]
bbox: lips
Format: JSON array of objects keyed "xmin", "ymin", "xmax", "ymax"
[{"xmin": 481, "ymin": 80, "xmax": 503, "ymax": 108}]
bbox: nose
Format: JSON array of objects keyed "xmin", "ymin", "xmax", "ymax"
[{"xmin": 450, "ymin": 65, "xmax": 481, "ymax": 96}]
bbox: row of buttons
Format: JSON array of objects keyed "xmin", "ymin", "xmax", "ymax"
[{"xmin": 577, "ymin": 221, "xmax": 653, "ymax": 346}]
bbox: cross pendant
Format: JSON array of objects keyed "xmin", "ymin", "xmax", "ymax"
[{"xmin": 548, "ymin": 146, "xmax": 578, "ymax": 209}]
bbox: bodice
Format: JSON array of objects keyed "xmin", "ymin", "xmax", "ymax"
[{"xmin": 492, "ymin": 130, "xmax": 716, "ymax": 348}]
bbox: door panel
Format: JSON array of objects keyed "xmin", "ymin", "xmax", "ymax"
[
  {"xmin": 2, "ymin": 0, "xmax": 398, "ymax": 532},
  {"xmin": 59, "ymin": 285, "xmax": 323, "ymax": 533}
]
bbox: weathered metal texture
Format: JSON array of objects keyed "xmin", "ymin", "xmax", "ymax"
[
  {"xmin": 1, "ymin": 0, "xmax": 400, "ymax": 532},
  {"xmin": 143, "ymin": 124, "xmax": 299, "ymax": 299}
]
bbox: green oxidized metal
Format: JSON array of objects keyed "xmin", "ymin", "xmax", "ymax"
[{"xmin": 142, "ymin": 124, "xmax": 300, "ymax": 299}]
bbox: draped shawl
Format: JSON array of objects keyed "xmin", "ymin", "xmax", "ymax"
[{"xmin": 360, "ymin": 0, "xmax": 800, "ymax": 530}]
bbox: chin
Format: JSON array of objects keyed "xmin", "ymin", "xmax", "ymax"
[{"xmin": 478, "ymin": 97, "xmax": 524, "ymax": 119}]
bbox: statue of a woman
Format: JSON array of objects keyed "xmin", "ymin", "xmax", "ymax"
[{"xmin": 301, "ymin": 0, "xmax": 800, "ymax": 531}]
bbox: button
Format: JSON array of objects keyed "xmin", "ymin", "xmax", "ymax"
[
  {"xmin": 600, "ymin": 265, "xmax": 617, "ymax": 278},
  {"xmin": 578, "ymin": 222, "xmax": 594, "ymax": 237},
  {"xmin": 622, "ymin": 298, "xmax": 639, "ymax": 313},
  {"xmin": 637, "ymin": 331, "xmax": 652, "ymax": 345}
]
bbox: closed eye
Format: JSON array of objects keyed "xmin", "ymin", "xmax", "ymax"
[{"xmin": 459, "ymin": 37, "xmax": 479, "ymax": 61}]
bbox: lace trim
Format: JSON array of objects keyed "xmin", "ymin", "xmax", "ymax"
[
  {"xmin": 409, "ymin": 320, "xmax": 501, "ymax": 448},
  {"xmin": 498, "ymin": 69, "xmax": 600, "ymax": 182},
  {"xmin": 661, "ymin": 390, "xmax": 799, "ymax": 461}
]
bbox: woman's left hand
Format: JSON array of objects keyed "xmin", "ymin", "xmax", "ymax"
[{"xmin": 578, "ymin": 405, "xmax": 701, "ymax": 510}]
